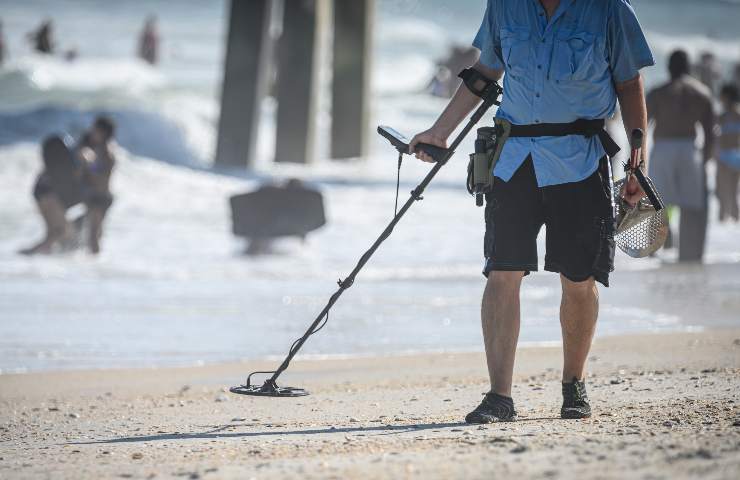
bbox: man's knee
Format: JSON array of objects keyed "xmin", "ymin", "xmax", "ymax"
[
  {"xmin": 486, "ymin": 270, "xmax": 524, "ymax": 295},
  {"xmin": 560, "ymin": 274, "xmax": 598, "ymax": 300}
]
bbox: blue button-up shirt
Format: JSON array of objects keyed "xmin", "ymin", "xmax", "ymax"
[{"xmin": 473, "ymin": 0, "xmax": 654, "ymax": 186}]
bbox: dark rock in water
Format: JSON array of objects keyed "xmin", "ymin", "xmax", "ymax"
[{"xmin": 230, "ymin": 179, "xmax": 326, "ymax": 250}]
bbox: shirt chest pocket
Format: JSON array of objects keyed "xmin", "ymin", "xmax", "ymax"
[
  {"xmin": 551, "ymin": 30, "xmax": 606, "ymax": 82},
  {"xmin": 500, "ymin": 27, "xmax": 531, "ymax": 78}
]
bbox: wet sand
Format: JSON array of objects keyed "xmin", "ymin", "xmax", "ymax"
[{"xmin": 1, "ymin": 329, "xmax": 739, "ymax": 479}]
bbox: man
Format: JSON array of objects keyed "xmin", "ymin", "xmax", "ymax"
[
  {"xmin": 647, "ymin": 50, "xmax": 715, "ymax": 262},
  {"xmin": 80, "ymin": 116, "xmax": 117, "ymax": 254},
  {"xmin": 409, "ymin": 0, "xmax": 653, "ymax": 422}
]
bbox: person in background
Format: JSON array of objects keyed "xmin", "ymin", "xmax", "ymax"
[
  {"xmin": 0, "ymin": 20, "xmax": 6, "ymax": 66},
  {"xmin": 80, "ymin": 116, "xmax": 117, "ymax": 254},
  {"xmin": 138, "ymin": 16, "xmax": 159, "ymax": 65},
  {"xmin": 647, "ymin": 50, "xmax": 716, "ymax": 262},
  {"xmin": 28, "ymin": 20, "xmax": 54, "ymax": 54},
  {"xmin": 19, "ymin": 136, "xmax": 79, "ymax": 255},
  {"xmin": 695, "ymin": 52, "xmax": 722, "ymax": 96},
  {"xmin": 64, "ymin": 47, "xmax": 79, "ymax": 62},
  {"xmin": 716, "ymin": 83, "xmax": 740, "ymax": 222},
  {"xmin": 426, "ymin": 46, "xmax": 480, "ymax": 98}
]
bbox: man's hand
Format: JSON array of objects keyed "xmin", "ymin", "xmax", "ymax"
[
  {"xmin": 408, "ymin": 127, "xmax": 449, "ymax": 163},
  {"xmin": 621, "ymin": 175, "xmax": 644, "ymax": 207}
]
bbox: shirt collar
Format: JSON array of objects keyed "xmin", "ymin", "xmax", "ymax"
[{"xmin": 532, "ymin": 0, "xmax": 575, "ymax": 29}]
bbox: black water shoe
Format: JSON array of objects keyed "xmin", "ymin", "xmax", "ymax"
[
  {"xmin": 465, "ymin": 392, "xmax": 517, "ymax": 424},
  {"xmin": 561, "ymin": 377, "xmax": 591, "ymax": 419}
]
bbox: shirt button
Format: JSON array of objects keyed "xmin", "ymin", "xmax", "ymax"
[
  {"xmin": 537, "ymin": 65, "xmax": 542, "ymax": 70},
  {"xmin": 531, "ymin": 138, "xmax": 535, "ymax": 143},
  {"xmin": 536, "ymin": 93, "xmax": 541, "ymax": 97},
  {"xmin": 535, "ymin": 119, "xmax": 540, "ymax": 123}
]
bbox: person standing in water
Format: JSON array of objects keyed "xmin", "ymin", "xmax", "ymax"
[
  {"xmin": 647, "ymin": 50, "xmax": 716, "ymax": 262},
  {"xmin": 410, "ymin": 0, "xmax": 653, "ymax": 422},
  {"xmin": 695, "ymin": 52, "xmax": 722, "ymax": 96},
  {"xmin": 137, "ymin": 16, "xmax": 159, "ymax": 65},
  {"xmin": 20, "ymin": 136, "xmax": 80, "ymax": 255},
  {"xmin": 80, "ymin": 116, "xmax": 117, "ymax": 254},
  {"xmin": 0, "ymin": 20, "xmax": 6, "ymax": 66},
  {"xmin": 28, "ymin": 20, "xmax": 54, "ymax": 54},
  {"xmin": 715, "ymin": 83, "xmax": 740, "ymax": 222}
]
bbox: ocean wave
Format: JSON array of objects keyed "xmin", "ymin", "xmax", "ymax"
[
  {"xmin": 0, "ymin": 56, "xmax": 217, "ymax": 165},
  {"xmin": 0, "ymin": 106, "xmax": 200, "ymax": 165},
  {"xmin": 0, "ymin": 55, "xmax": 165, "ymax": 112}
]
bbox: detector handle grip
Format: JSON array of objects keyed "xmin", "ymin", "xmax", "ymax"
[{"xmin": 377, "ymin": 125, "xmax": 449, "ymax": 163}]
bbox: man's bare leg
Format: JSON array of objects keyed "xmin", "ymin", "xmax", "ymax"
[
  {"xmin": 481, "ymin": 270, "xmax": 524, "ymax": 396},
  {"xmin": 559, "ymin": 275, "xmax": 599, "ymax": 382},
  {"xmin": 20, "ymin": 195, "xmax": 69, "ymax": 255}
]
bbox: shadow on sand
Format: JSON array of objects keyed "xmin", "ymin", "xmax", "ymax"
[{"xmin": 70, "ymin": 417, "xmax": 561, "ymax": 445}]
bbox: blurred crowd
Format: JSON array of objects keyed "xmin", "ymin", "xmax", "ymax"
[
  {"xmin": 3, "ymin": 16, "xmax": 739, "ymax": 264},
  {"xmin": 0, "ymin": 16, "xmax": 160, "ymax": 66},
  {"xmin": 647, "ymin": 49, "xmax": 740, "ymax": 262}
]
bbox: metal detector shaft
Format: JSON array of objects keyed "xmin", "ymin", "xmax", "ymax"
[{"xmin": 263, "ymin": 88, "xmax": 502, "ymax": 387}]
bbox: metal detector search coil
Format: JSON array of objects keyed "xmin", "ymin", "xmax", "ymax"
[{"xmin": 230, "ymin": 373, "xmax": 308, "ymax": 397}]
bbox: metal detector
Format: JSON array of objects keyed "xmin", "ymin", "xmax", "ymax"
[{"xmin": 230, "ymin": 71, "xmax": 503, "ymax": 398}]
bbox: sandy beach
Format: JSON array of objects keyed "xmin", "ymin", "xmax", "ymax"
[{"xmin": 1, "ymin": 329, "xmax": 739, "ymax": 479}]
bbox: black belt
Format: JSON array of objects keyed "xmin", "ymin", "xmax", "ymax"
[{"xmin": 507, "ymin": 119, "xmax": 621, "ymax": 158}]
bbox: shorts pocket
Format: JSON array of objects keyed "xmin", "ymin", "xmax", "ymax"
[
  {"xmin": 501, "ymin": 26, "xmax": 531, "ymax": 79},
  {"xmin": 483, "ymin": 193, "xmax": 498, "ymax": 258},
  {"xmin": 551, "ymin": 30, "xmax": 605, "ymax": 82},
  {"xmin": 591, "ymin": 217, "xmax": 616, "ymax": 276}
]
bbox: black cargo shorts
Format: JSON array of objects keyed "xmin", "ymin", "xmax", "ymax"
[{"xmin": 482, "ymin": 155, "xmax": 616, "ymax": 287}]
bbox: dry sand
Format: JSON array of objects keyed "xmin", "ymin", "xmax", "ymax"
[{"xmin": 1, "ymin": 329, "xmax": 740, "ymax": 479}]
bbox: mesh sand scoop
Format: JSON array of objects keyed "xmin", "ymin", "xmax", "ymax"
[{"xmin": 614, "ymin": 178, "xmax": 669, "ymax": 258}]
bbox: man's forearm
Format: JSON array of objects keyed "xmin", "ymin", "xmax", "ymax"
[
  {"xmin": 432, "ymin": 61, "xmax": 504, "ymax": 138},
  {"xmin": 616, "ymin": 74, "xmax": 649, "ymax": 167}
]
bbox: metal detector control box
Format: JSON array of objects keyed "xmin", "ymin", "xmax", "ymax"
[{"xmin": 377, "ymin": 126, "xmax": 448, "ymax": 163}]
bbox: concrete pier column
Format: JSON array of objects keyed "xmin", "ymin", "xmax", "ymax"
[
  {"xmin": 274, "ymin": 0, "xmax": 329, "ymax": 164},
  {"xmin": 330, "ymin": 0, "xmax": 374, "ymax": 160},
  {"xmin": 215, "ymin": 0, "xmax": 272, "ymax": 168}
]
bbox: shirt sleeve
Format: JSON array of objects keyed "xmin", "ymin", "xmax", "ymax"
[
  {"xmin": 472, "ymin": 0, "xmax": 504, "ymax": 70},
  {"xmin": 607, "ymin": 0, "xmax": 655, "ymax": 83}
]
